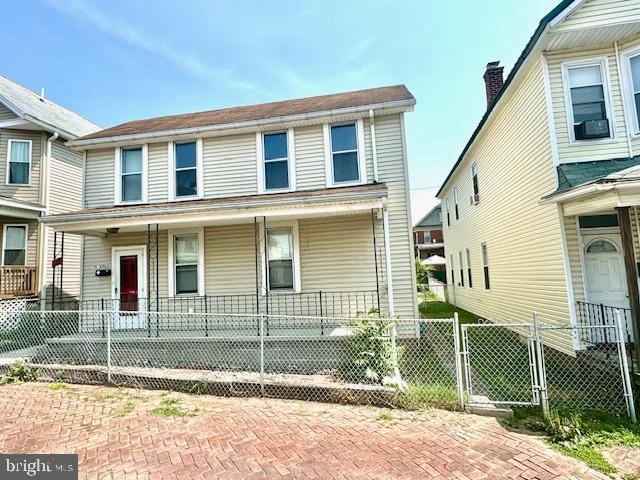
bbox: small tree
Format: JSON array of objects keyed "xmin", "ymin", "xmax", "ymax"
[{"xmin": 415, "ymin": 258, "xmax": 432, "ymax": 286}]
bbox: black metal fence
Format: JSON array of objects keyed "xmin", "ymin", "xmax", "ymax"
[
  {"xmin": 41, "ymin": 290, "xmax": 381, "ymax": 319},
  {"xmin": 575, "ymin": 301, "xmax": 634, "ymax": 345}
]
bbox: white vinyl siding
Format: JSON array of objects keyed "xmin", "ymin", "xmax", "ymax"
[
  {"xmin": 440, "ymin": 57, "xmax": 574, "ymax": 353},
  {"xmin": 552, "ymin": 0, "xmax": 640, "ymax": 33},
  {"xmin": 203, "ymin": 133, "xmax": 258, "ymax": 198},
  {"xmin": 0, "ymin": 104, "xmax": 17, "ymax": 121},
  {"xmin": 148, "ymin": 143, "xmax": 169, "ymax": 203}
]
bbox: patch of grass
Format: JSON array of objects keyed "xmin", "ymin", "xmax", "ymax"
[
  {"xmin": 149, "ymin": 397, "xmax": 197, "ymax": 417},
  {"xmin": 418, "ymin": 299, "xmax": 478, "ymax": 324},
  {"xmin": 550, "ymin": 443, "xmax": 616, "ymax": 476},
  {"xmin": 48, "ymin": 382, "xmax": 69, "ymax": 391},
  {"xmin": 623, "ymin": 473, "xmax": 640, "ymax": 480},
  {"xmin": 392, "ymin": 383, "xmax": 458, "ymax": 411},
  {"xmin": 376, "ymin": 410, "xmax": 396, "ymax": 423},
  {"xmin": 188, "ymin": 380, "xmax": 206, "ymax": 395},
  {"xmin": 114, "ymin": 402, "xmax": 136, "ymax": 418}
]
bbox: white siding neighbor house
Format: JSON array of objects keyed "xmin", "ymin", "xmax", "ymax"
[
  {"xmin": 0, "ymin": 74, "xmax": 100, "ymax": 302},
  {"xmin": 437, "ymin": 0, "xmax": 640, "ymax": 355},
  {"xmin": 43, "ymin": 86, "xmax": 418, "ymax": 322}
]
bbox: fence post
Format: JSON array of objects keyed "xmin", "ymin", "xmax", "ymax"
[
  {"xmin": 106, "ymin": 311, "xmax": 112, "ymax": 384},
  {"xmin": 615, "ymin": 309, "xmax": 637, "ymax": 423},
  {"xmin": 533, "ymin": 312, "xmax": 549, "ymax": 417},
  {"xmin": 259, "ymin": 314, "xmax": 265, "ymax": 397},
  {"xmin": 452, "ymin": 313, "xmax": 465, "ymax": 410}
]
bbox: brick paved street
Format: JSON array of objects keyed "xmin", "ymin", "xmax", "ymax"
[{"xmin": 0, "ymin": 383, "xmax": 607, "ymax": 479}]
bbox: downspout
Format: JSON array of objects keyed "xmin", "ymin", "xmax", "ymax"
[
  {"xmin": 614, "ymin": 41, "xmax": 634, "ymax": 158},
  {"xmin": 369, "ymin": 109, "xmax": 379, "ymax": 182},
  {"xmin": 37, "ymin": 132, "xmax": 59, "ymax": 301}
]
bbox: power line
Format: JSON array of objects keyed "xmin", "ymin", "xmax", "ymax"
[{"xmin": 409, "ymin": 185, "xmax": 441, "ymax": 191}]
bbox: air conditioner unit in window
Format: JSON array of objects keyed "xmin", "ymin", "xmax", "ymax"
[
  {"xmin": 575, "ymin": 119, "xmax": 609, "ymax": 140},
  {"xmin": 470, "ymin": 194, "xmax": 480, "ymax": 205}
]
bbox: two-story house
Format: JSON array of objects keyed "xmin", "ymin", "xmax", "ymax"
[
  {"xmin": 437, "ymin": 0, "xmax": 640, "ymax": 355},
  {"xmin": 0, "ymin": 74, "xmax": 99, "ymax": 301},
  {"xmin": 43, "ymin": 86, "xmax": 418, "ymax": 325},
  {"xmin": 413, "ymin": 204, "xmax": 444, "ymax": 260}
]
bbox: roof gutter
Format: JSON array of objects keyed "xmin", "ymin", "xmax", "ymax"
[
  {"xmin": 540, "ymin": 179, "xmax": 640, "ymax": 204},
  {"xmin": 66, "ymin": 98, "xmax": 416, "ymax": 148}
]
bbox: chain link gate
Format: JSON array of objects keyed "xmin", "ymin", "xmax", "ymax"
[{"xmin": 461, "ymin": 323, "xmax": 541, "ymax": 407}]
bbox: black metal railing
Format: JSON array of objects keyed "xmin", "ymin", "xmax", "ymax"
[{"xmin": 575, "ymin": 301, "xmax": 634, "ymax": 345}]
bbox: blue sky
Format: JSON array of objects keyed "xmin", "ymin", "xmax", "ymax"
[{"xmin": 2, "ymin": 0, "xmax": 559, "ymax": 222}]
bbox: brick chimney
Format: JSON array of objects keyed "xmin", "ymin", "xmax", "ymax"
[{"xmin": 483, "ymin": 61, "xmax": 504, "ymax": 107}]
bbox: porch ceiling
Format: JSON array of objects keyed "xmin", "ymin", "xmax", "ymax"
[
  {"xmin": 0, "ymin": 196, "xmax": 44, "ymax": 220},
  {"xmin": 41, "ymin": 184, "xmax": 387, "ymax": 234}
]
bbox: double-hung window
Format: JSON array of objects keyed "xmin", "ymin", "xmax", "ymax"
[
  {"xmin": 7, "ymin": 140, "xmax": 31, "ymax": 185},
  {"xmin": 471, "ymin": 162, "xmax": 479, "ymax": 198},
  {"xmin": 453, "ymin": 187, "xmax": 459, "ymax": 220},
  {"xmin": 174, "ymin": 141, "xmax": 198, "ymax": 198},
  {"xmin": 263, "ymin": 132, "xmax": 289, "ymax": 190},
  {"xmin": 450, "ymin": 253, "xmax": 455, "ymax": 285},
  {"xmin": 622, "ymin": 50, "xmax": 640, "ymax": 134},
  {"xmin": 466, "ymin": 248, "xmax": 473, "ymax": 288},
  {"xmin": 458, "ymin": 251, "xmax": 464, "ymax": 287},
  {"xmin": 329, "ymin": 123, "xmax": 361, "ymax": 184},
  {"xmin": 267, "ymin": 227, "xmax": 295, "ymax": 290},
  {"xmin": 564, "ymin": 61, "xmax": 612, "ymax": 141},
  {"xmin": 173, "ymin": 234, "xmax": 199, "ymax": 295},
  {"xmin": 481, "ymin": 243, "xmax": 490, "ymax": 290},
  {"xmin": 2, "ymin": 225, "xmax": 27, "ymax": 265},
  {"xmin": 120, "ymin": 147, "xmax": 144, "ymax": 203},
  {"xmin": 445, "ymin": 197, "xmax": 451, "ymax": 227}
]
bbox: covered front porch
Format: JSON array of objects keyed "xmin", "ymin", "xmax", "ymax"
[{"xmin": 42, "ymin": 185, "xmax": 403, "ymax": 329}]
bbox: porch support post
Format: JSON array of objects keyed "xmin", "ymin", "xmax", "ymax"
[
  {"xmin": 381, "ymin": 202, "xmax": 394, "ymax": 315},
  {"xmin": 263, "ymin": 216, "xmax": 269, "ymax": 315},
  {"xmin": 617, "ymin": 207, "xmax": 640, "ymax": 366},
  {"xmin": 371, "ymin": 209, "xmax": 381, "ymax": 310},
  {"xmin": 254, "ymin": 217, "xmax": 260, "ymax": 314}
]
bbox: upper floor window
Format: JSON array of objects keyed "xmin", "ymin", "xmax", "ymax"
[
  {"xmin": 2, "ymin": 224, "xmax": 27, "ymax": 265},
  {"xmin": 7, "ymin": 140, "xmax": 31, "ymax": 185},
  {"xmin": 450, "ymin": 253, "xmax": 455, "ymax": 285},
  {"xmin": 622, "ymin": 50, "xmax": 640, "ymax": 134},
  {"xmin": 174, "ymin": 141, "xmax": 198, "ymax": 198},
  {"xmin": 471, "ymin": 162, "xmax": 479, "ymax": 203},
  {"xmin": 453, "ymin": 187, "xmax": 459, "ymax": 220},
  {"xmin": 563, "ymin": 61, "xmax": 613, "ymax": 142},
  {"xmin": 325, "ymin": 121, "xmax": 365, "ymax": 187},
  {"xmin": 264, "ymin": 132, "xmax": 289, "ymax": 190},
  {"xmin": 466, "ymin": 248, "xmax": 473, "ymax": 288},
  {"xmin": 481, "ymin": 242, "xmax": 490, "ymax": 290},
  {"xmin": 117, "ymin": 146, "xmax": 147, "ymax": 204},
  {"xmin": 445, "ymin": 197, "xmax": 451, "ymax": 227}
]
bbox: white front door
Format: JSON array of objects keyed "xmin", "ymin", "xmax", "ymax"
[
  {"xmin": 584, "ymin": 234, "xmax": 629, "ymax": 309},
  {"xmin": 112, "ymin": 246, "xmax": 147, "ymax": 330}
]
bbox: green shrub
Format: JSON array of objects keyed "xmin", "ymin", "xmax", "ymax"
[
  {"xmin": 340, "ymin": 312, "xmax": 398, "ymax": 384},
  {"xmin": 544, "ymin": 410, "xmax": 585, "ymax": 444},
  {"xmin": 0, "ymin": 360, "xmax": 39, "ymax": 385}
]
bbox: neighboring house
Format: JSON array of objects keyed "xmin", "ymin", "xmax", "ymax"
[
  {"xmin": 0, "ymin": 75, "xmax": 100, "ymax": 301},
  {"xmin": 437, "ymin": 0, "xmax": 640, "ymax": 354},
  {"xmin": 413, "ymin": 205, "xmax": 444, "ymax": 260},
  {"xmin": 43, "ymin": 86, "xmax": 418, "ymax": 321}
]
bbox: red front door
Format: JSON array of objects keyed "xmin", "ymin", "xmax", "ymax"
[{"xmin": 119, "ymin": 255, "xmax": 138, "ymax": 311}]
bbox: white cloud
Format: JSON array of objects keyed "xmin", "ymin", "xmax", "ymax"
[
  {"xmin": 410, "ymin": 188, "xmax": 439, "ymax": 225},
  {"xmin": 46, "ymin": 0, "xmax": 265, "ymax": 95}
]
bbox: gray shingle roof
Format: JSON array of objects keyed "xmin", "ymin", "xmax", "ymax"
[
  {"xmin": 415, "ymin": 205, "xmax": 441, "ymax": 228},
  {"xmin": 0, "ymin": 74, "xmax": 100, "ymax": 138},
  {"xmin": 555, "ymin": 157, "xmax": 640, "ymax": 194}
]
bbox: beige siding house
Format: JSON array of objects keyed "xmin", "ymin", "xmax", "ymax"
[
  {"xmin": 0, "ymin": 75, "xmax": 100, "ymax": 301},
  {"xmin": 44, "ymin": 86, "xmax": 418, "ymax": 322},
  {"xmin": 438, "ymin": 0, "xmax": 640, "ymax": 354}
]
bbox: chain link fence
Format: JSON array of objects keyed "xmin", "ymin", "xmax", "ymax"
[{"xmin": 0, "ymin": 305, "xmax": 635, "ymax": 420}]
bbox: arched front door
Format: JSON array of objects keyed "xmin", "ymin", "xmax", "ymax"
[{"xmin": 584, "ymin": 235, "xmax": 629, "ymax": 310}]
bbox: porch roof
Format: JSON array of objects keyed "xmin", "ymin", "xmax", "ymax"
[
  {"xmin": 0, "ymin": 195, "xmax": 45, "ymax": 219},
  {"xmin": 41, "ymin": 183, "xmax": 387, "ymax": 233}
]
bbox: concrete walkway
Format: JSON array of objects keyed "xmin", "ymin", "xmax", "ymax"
[{"xmin": 0, "ymin": 383, "xmax": 607, "ymax": 479}]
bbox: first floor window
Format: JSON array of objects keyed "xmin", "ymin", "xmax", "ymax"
[
  {"xmin": 481, "ymin": 243, "xmax": 490, "ymax": 290},
  {"xmin": 174, "ymin": 234, "xmax": 199, "ymax": 295},
  {"xmin": 7, "ymin": 140, "xmax": 31, "ymax": 185},
  {"xmin": 466, "ymin": 248, "xmax": 473, "ymax": 288},
  {"xmin": 3, "ymin": 225, "xmax": 27, "ymax": 265},
  {"xmin": 458, "ymin": 251, "xmax": 464, "ymax": 287},
  {"xmin": 175, "ymin": 141, "xmax": 198, "ymax": 197},
  {"xmin": 121, "ymin": 147, "xmax": 143, "ymax": 202},
  {"xmin": 267, "ymin": 227, "xmax": 294, "ymax": 290},
  {"xmin": 264, "ymin": 132, "xmax": 289, "ymax": 190},
  {"xmin": 330, "ymin": 123, "xmax": 359, "ymax": 183},
  {"xmin": 450, "ymin": 254, "xmax": 455, "ymax": 286}
]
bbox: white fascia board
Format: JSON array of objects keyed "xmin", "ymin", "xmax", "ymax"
[{"xmin": 66, "ymin": 99, "xmax": 416, "ymax": 148}]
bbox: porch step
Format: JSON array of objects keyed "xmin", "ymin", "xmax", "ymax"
[{"xmin": 467, "ymin": 397, "xmax": 514, "ymax": 418}]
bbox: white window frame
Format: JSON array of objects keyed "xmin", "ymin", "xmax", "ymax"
[
  {"xmin": 115, "ymin": 145, "xmax": 148, "ymax": 205},
  {"xmin": 323, "ymin": 119, "xmax": 366, "ymax": 188},
  {"xmin": 256, "ymin": 128, "xmax": 296, "ymax": 194},
  {"xmin": 620, "ymin": 45, "xmax": 640, "ymax": 136},
  {"xmin": 168, "ymin": 139, "xmax": 203, "ymax": 201},
  {"xmin": 481, "ymin": 242, "xmax": 490, "ymax": 291},
  {"xmin": 6, "ymin": 139, "xmax": 32, "ymax": 186},
  {"xmin": 561, "ymin": 57, "xmax": 616, "ymax": 144},
  {"xmin": 458, "ymin": 250, "xmax": 465, "ymax": 288},
  {"xmin": 167, "ymin": 227, "xmax": 205, "ymax": 297},
  {"xmin": 466, "ymin": 248, "xmax": 473, "ymax": 288},
  {"xmin": 453, "ymin": 187, "xmax": 459, "ymax": 220},
  {"xmin": 471, "ymin": 162, "xmax": 479, "ymax": 196},
  {"xmin": 445, "ymin": 196, "xmax": 451, "ymax": 226},
  {"xmin": 260, "ymin": 219, "xmax": 301, "ymax": 294},
  {"xmin": 2, "ymin": 223, "xmax": 28, "ymax": 266}
]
